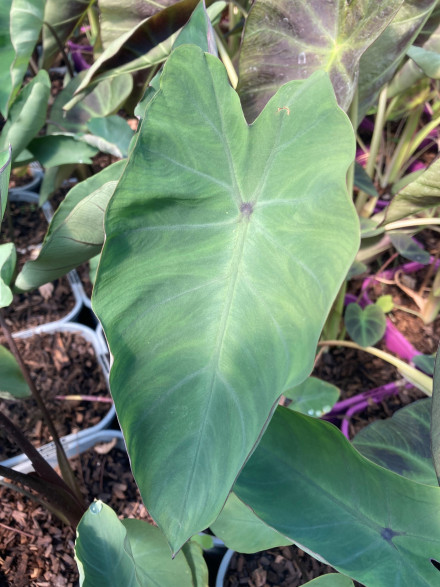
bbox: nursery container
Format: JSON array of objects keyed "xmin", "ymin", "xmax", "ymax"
[
  {"xmin": 0, "ymin": 321, "xmax": 115, "ymax": 475},
  {"xmin": 8, "ymin": 162, "xmax": 44, "ymax": 195}
]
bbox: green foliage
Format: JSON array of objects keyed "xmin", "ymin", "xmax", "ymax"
[
  {"xmin": 93, "ymin": 44, "xmax": 358, "ymax": 552},
  {"xmin": 75, "ymin": 501, "xmax": 207, "ymax": 586},
  {"xmin": 0, "ymin": 243, "xmax": 16, "ymax": 308},
  {"xmin": 284, "ymin": 376, "xmax": 340, "ymax": 417},
  {"xmin": 353, "ymin": 399, "xmax": 437, "ymax": 486},
  {"xmin": 238, "ymin": 0, "xmax": 403, "ymax": 119},
  {"xmin": 344, "ymin": 302, "xmax": 387, "ymax": 347},
  {"xmin": 0, "ymin": 146, "xmax": 12, "ymax": 221},
  {"xmin": 15, "ymin": 161, "xmax": 125, "ymax": 292},
  {"xmin": 0, "ymin": 344, "xmax": 30, "ymax": 399},
  {"xmin": 0, "ymin": 70, "xmax": 50, "ymax": 162},
  {"xmin": 234, "ymin": 407, "xmax": 440, "ymax": 586},
  {"xmin": 210, "ymin": 492, "xmax": 293, "ymax": 553}
]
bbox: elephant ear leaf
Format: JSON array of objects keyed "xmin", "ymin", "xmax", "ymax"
[
  {"xmin": 93, "ymin": 44, "xmax": 358, "ymax": 553},
  {"xmin": 237, "ymin": 0, "xmax": 403, "ymax": 120}
]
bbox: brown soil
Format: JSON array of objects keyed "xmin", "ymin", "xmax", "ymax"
[
  {"xmin": 0, "ymin": 331, "xmax": 109, "ymax": 460},
  {"xmin": 223, "ymin": 547, "xmax": 358, "ymax": 587},
  {"xmin": 0, "ymin": 445, "xmax": 152, "ymax": 587},
  {"xmin": 1, "ymin": 201, "xmax": 76, "ymax": 331}
]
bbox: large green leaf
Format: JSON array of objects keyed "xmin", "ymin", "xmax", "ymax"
[
  {"xmin": 407, "ymin": 45, "xmax": 440, "ymax": 78},
  {"xmin": 234, "ymin": 407, "xmax": 440, "ymax": 586},
  {"xmin": 432, "ymin": 346, "xmax": 440, "ymax": 485},
  {"xmin": 14, "ymin": 160, "xmax": 125, "ymax": 292},
  {"xmin": 41, "ymin": 0, "xmax": 93, "ymax": 69},
  {"xmin": 385, "ymin": 157, "xmax": 440, "ymax": 223},
  {"xmin": 353, "ymin": 398, "xmax": 437, "ymax": 486},
  {"xmin": 93, "ymin": 45, "xmax": 358, "ymax": 552},
  {"xmin": 0, "ymin": 146, "xmax": 12, "ymax": 222},
  {"xmin": 47, "ymin": 72, "xmax": 133, "ymax": 135},
  {"xmin": 0, "ymin": 0, "xmax": 14, "ymax": 116},
  {"xmin": 0, "ymin": 242, "xmax": 16, "ymax": 308},
  {"xmin": 211, "ymin": 492, "xmax": 293, "ymax": 552},
  {"xmin": 8, "ymin": 0, "xmax": 45, "ymax": 111},
  {"xmin": 358, "ymin": 0, "xmax": 438, "ymax": 118},
  {"xmin": 75, "ymin": 501, "xmax": 204, "ymax": 586},
  {"xmin": 0, "ymin": 344, "xmax": 30, "ymax": 399},
  {"xmin": 0, "ymin": 70, "xmax": 50, "ymax": 162},
  {"xmin": 237, "ymin": 0, "xmax": 402, "ymax": 120}
]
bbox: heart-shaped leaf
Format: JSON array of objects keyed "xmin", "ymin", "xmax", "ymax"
[
  {"xmin": 345, "ymin": 302, "xmax": 386, "ymax": 347},
  {"xmin": 234, "ymin": 407, "xmax": 440, "ymax": 586},
  {"xmin": 237, "ymin": 0, "xmax": 402, "ymax": 120},
  {"xmin": 75, "ymin": 501, "xmax": 205, "ymax": 586},
  {"xmin": 353, "ymin": 398, "xmax": 437, "ymax": 486},
  {"xmin": 284, "ymin": 376, "xmax": 340, "ymax": 417},
  {"xmin": 389, "ymin": 231, "xmax": 430, "ymax": 264},
  {"xmin": 93, "ymin": 45, "xmax": 358, "ymax": 552}
]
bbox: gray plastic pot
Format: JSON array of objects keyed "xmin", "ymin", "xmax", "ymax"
[
  {"xmin": 0, "ymin": 322, "xmax": 115, "ymax": 475},
  {"xmin": 215, "ymin": 548, "xmax": 235, "ymax": 587},
  {"xmin": 8, "ymin": 163, "xmax": 44, "ymax": 196}
]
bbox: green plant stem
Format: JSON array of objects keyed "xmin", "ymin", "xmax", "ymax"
[
  {"xmin": 0, "ymin": 310, "xmax": 82, "ymax": 501},
  {"xmin": 318, "ymin": 340, "xmax": 432, "ymax": 395},
  {"xmin": 214, "ymin": 30, "xmax": 238, "ymax": 89},
  {"xmin": 384, "ymin": 217, "xmax": 440, "ymax": 231},
  {"xmin": 355, "ymin": 85, "xmax": 387, "ymax": 215}
]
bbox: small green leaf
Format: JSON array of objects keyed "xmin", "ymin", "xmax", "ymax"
[
  {"xmin": 0, "ymin": 70, "xmax": 51, "ymax": 161},
  {"xmin": 0, "ymin": 344, "xmax": 30, "ymax": 399},
  {"xmin": 354, "ymin": 163, "xmax": 378, "ymax": 197},
  {"xmin": 0, "ymin": 146, "xmax": 12, "ymax": 222},
  {"xmin": 26, "ymin": 134, "xmax": 98, "ymax": 167},
  {"xmin": 87, "ymin": 116, "xmax": 134, "ymax": 158},
  {"xmin": 376, "ymin": 294, "xmax": 394, "ymax": 313},
  {"xmin": 211, "ymin": 492, "xmax": 293, "ymax": 553},
  {"xmin": 191, "ymin": 533, "xmax": 213, "ymax": 550},
  {"xmin": 346, "ymin": 261, "xmax": 367, "ymax": 280},
  {"xmin": 15, "ymin": 161, "xmax": 124, "ymax": 292},
  {"xmin": 389, "ymin": 232, "xmax": 430, "ymax": 264},
  {"xmin": 48, "ymin": 72, "xmax": 133, "ymax": 135},
  {"xmin": 7, "ymin": 0, "xmax": 45, "ymax": 110},
  {"xmin": 353, "ymin": 398, "xmax": 437, "ymax": 486},
  {"xmin": 345, "ymin": 302, "xmax": 386, "ymax": 347},
  {"xmin": 75, "ymin": 501, "xmax": 203, "ymax": 587},
  {"xmin": 407, "ymin": 45, "xmax": 440, "ymax": 79},
  {"xmin": 413, "ymin": 353, "xmax": 435, "ymax": 375},
  {"xmin": 284, "ymin": 376, "xmax": 340, "ymax": 417},
  {"xmin": 0, "ymin": 243, "xmax": 16, "ymax": 308},
  {"xmin": 360, "ymin": 217, "xmax": 384, "ymax": 239},
  {"xmin": 386, "ymin": 157, "xmax": 440, "ymax": 223}
]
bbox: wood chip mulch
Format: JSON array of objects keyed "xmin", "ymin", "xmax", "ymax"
[{"xmin": 0, "ymin": 331, "xmax": 109, "ymax": 460}]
